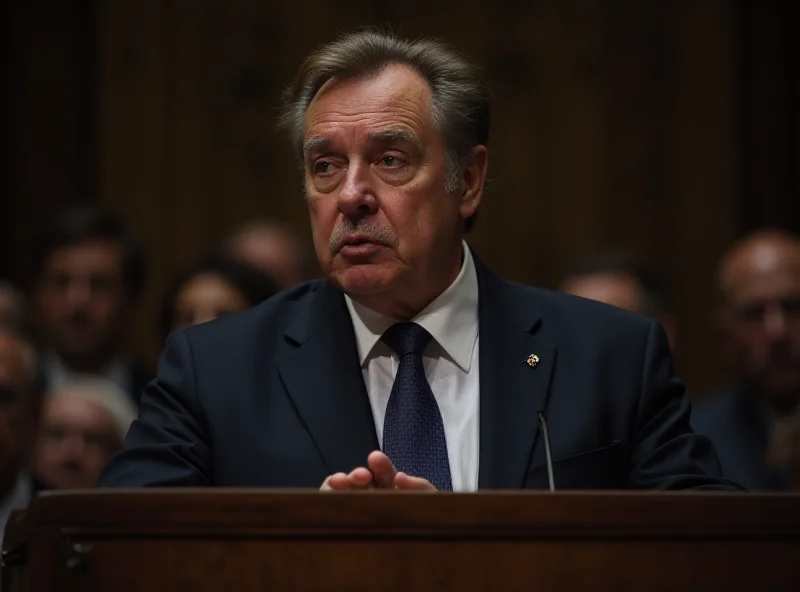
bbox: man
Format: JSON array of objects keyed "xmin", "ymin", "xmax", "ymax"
[
  {"xmin": 33, "ymin": 377, "xmax": 136, "ymax": 490},
  {"xmin": 33, "ymin": 206, "xmax": 150, "ymax": 405},
  {"xmin": 101, "ymin": 30, "xmax": 735, "ymax": 491},
  {"xmin": 559, "ymin": 252, "xmax": 677, "ymax": 352},
  {"xmin": 225, "ymin": 219, "xmax": 309, "ymax": 289},
  {"xmin": 0, "ymin": 328, "xmax": 41, "ymax": 546},
  {"xmin": 693, "ymin": 229, "xmax": 800, "ymax": 490},
  {"xmin": 0, "ymin": 281, "xmax": 27, "ymax": 333}
]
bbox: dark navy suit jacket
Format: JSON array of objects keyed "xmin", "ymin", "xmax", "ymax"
[
  {"xmin": 692, "ymin": 386, "xmax": 790, "ymax": 491},
  {"xmin": 100, "ymin": 255, "xmax": 738, "ymax": 490}
]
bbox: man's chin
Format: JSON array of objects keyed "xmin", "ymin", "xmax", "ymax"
[{"xmin": 329, "ymin": 264, "xmax": 397, "ymax": 296}]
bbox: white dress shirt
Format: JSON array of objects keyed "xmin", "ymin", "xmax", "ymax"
[{"xmin": 345, "ymin": 242, "xmax": 480, "ymax": 491}]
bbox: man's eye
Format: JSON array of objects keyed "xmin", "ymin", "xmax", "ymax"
[
  {"xmin": 782, "ymin": 297, "xmax": 800, "ymax": 318},
  {"xmin": 738, "ymin": 304, "xmax": 764, "ymax": 323},
  {"xmin": 379, "ymin": 155, "xmax": 402, "ymax": 167},
  {"xmin": 313, "ymin": 161, "xmax": 333, "ymax": 175}
]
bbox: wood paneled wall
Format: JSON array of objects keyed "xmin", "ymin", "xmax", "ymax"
[{"xmin": 8, "ymin": 0, "xmax": 795, "ymax": 395}]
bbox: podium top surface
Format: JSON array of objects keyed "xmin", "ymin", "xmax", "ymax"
[{"xmin": 22, "ymin": 489, "xmax": 800, "ymax": 538}]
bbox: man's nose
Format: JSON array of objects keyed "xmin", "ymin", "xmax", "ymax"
[
  {"xmin": 60, "ymin": 433, "xmax": 87, "ymax": 459},
  {"xmin": 337, "ymin": 161, "xmax": 377, "ymax": 218},
  {"xmin": 764, "ymin": 303, "xmax": 788, "ymax": 343},
  {"xmin": 64, "ymin": 279, "xmax": 92, "ymax": 308}
]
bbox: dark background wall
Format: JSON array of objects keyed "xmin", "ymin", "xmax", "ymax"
[{"xmin": 5, "ymin": 0, "xmax": 798, "ymax": 395}]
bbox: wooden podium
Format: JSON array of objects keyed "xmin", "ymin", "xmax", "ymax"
[{"xmin": 2, "ymin": 490, "xmax": 799, "ymax": 591}]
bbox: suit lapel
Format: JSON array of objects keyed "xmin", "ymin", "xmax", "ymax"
[
  {"xmin": 277, "ymin": 281, "xmax": 379, "ymax": 475},
  {"xmin": 475, "ymin": 256, "xmax": 558, "ymax": 489}
]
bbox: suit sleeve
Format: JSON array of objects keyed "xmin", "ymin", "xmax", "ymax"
[
  {"xmin": 98, "ymin": 330, "xmax": 212, "ymax": 486},
  {"xmin": 628, "ymin": 319, "xmax": 743, "ymax": 490}
]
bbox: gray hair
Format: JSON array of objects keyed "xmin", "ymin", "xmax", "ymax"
[
  {"xmin": 50, "ymin": 376, "xmax": 138, "ymax": 442},
  {"xmin": 279, "ymin": 29, "xmax": 491, "ymax": 232}
]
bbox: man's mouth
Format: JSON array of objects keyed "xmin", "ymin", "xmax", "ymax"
[{"xmin": 338, "ymin": 234, "xmax": 383, "ymax": 256}]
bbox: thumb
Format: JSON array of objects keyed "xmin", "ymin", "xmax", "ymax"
[{"xmin": 367, "ymin": 451, "xmax": 397, "ymax": 489}]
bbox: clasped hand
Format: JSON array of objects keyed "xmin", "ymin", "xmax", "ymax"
[{"xmin": 320, "ymin": 451, "xmax": 437, "ymax": 491}]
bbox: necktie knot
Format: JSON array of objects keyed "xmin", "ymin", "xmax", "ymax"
[{"xmin": 382, "ymin": 322, "xmax": 432, "ymax": 357}]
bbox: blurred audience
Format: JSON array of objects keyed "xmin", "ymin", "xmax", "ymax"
[
  {"xmin": 0, "ymin": 280, "xmax": 27, "ymax": 333},
  {"xmin": 767, "ymin": 410, "xmax": 800, "ymax": 489},
  {"xmin": 32, "ymin": 377, "xmax": 135, "ymax": 490},
  {"xmin": 0, "ymin": 328, "xmax": 42, "ymax": 545},
  {"xmin": 33, "ymin": 206, "xmax": 150, "ymax": 404},
  {"xmin": 559, "ymin": 252, "xmax": 676, "ymax": 352},
  {"xmin": 693, "ymin": 229, "xmax": 800, "ymax": 490},
  {"xmin": 225, "ymin": 219, "xmax": 309, "ymax": 289},
  {"xmin": 160, "ymin": 253, "xmax": 278, "ymax": 342}
]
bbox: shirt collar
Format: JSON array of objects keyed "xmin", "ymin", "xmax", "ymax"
[{"xmin": 345, "ymin": 242, "xmax": 479, "ymax": 372}]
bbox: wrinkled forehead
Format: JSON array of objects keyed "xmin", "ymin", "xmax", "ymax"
[
  {"xmin": 302, "ymin": 66, "xmax": 435, "ymax": 149},
  {"xmin": 724, "ymin": 248, "xmax": 800, "ymax": 305},
  {"xmin": 44, "ymin": 239, "xmax": 124, "ymax": 275},
  {"xmin": 44, "ymin": 393, "xmax": 115, "ymax": 427},
  {"xmin": 727, "ymin": 272, "xmax": 800, "ymax": 307}
]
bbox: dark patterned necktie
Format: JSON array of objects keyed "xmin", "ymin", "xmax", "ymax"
[{"xmin": 381, "ymin": 322, "xmax": 453, "ymax": 491}]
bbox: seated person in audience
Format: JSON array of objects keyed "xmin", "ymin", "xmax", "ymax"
[
  {"xmin": 693, "ymin": 229, "xmax": 800, "ymax": 490},
  {"xmin": 768, "ymin": 407, "xmax": 800, "ymax": 489},
  {"xmin": 160, "ymin": 253, "xmax": 278, "ymax": 341},
  {"xmin": 0, "ymin": 328, "xmax": 42, "ymax": 546},
  {"xmin": 560, "ymin": 252, "xmax": 676, "ymax": 353},
  {"xmin": 225, "ymin": 219, "xmax": 310, "ymax": 289},
  {"xmin": 33, "ymin": 206, "xmax": 150, "ymax": 404},
  {"xmin": 100, "ymin": 29, "xmax": 737, "ymax": 492},
  {"xmin": 32, "ymin": 377, "xmax": 136, "ymax": 490},
  {"xmin": 0, "ymin": 280, "xmax": 28, "ymax": 333}
]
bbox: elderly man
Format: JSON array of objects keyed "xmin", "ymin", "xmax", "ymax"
[
  {"xmin": 560, "ymin": 252, "xmax": 677, "ymax": 353},
  {"xmin": 693, "ymin": 229, "xmax": 800, "ymax": 490},
  {"xmin": 0, "ymin": 328, "xmax": 41, "ymax": 545},
  {"xmin": 101, "ymin": 30, "xmax": 735, "ymax": 491},
  {"xmin": 33, "ymin": 377, "xmax": 136, "ymax": 490}
]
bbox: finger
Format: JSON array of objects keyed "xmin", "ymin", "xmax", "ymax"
[
  {"xmin": 346, "ymin": 467, "xmax": 375, "ymax": 489},
  {"xmin": 367, "ymin": 451, "xmax": 397, "ymax": 489},
  {"xmin": 321, "ymin": 472, "xmax": 350, "ymax": 491},
  {"xmin": 394, "ymin": 471, "xmax": 437, "ymax": 491}
]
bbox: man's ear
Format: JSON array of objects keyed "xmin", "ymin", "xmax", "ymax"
[{"xmin": 458, "ymin": 146, "xmax": 488, "ymax": 220}]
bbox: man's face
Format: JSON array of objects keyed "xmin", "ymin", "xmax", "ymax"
[
  {"xmin": 721, "ymin": 249, "xmax": 800, "ymax": 401},
  {"xmin": 229, "ymin": 231, "xmax": 303, "ymax": 289},
  {"xmin": 33, "ymin": 393, "xmax": 121, "ymax": 489},
  {"xmin": 172, "ymin": 273, "xmax": 251, "ymax": 331},
  {"xmin": 36, "ymin": 240, "xmax": 130, "ymax": 360},
  {"xmin": 0, "ymin": 335, "xmax": 37, "ymax": 481},
  {"xmin": 302, "ymin": 66, "xmax": 482, "ymax": 315},
  {"xmin": 561, "ymin": 273, "xmax": 644, "ymax": 313}
]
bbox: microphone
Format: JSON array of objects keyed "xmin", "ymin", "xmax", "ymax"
[{"xmin": 538, "ymin": 411, "xmax": 555, "ymax": 491}]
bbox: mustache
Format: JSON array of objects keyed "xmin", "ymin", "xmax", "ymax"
[{"xmin": 329, "ymin": 219, "xmax": 398, "ymax": 253}]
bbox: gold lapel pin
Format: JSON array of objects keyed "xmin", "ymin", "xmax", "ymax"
[{"xmin": 526, "ymin": 354, "xmax": 540, "ymax": 368}]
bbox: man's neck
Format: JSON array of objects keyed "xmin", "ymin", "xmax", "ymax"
[
  {"xmin": 747, "ymin": 383, "xmax": 800, "ymax": 418},
  {"xmin": 56, "ymin": 349, "xmax": 121, "ymax": 375},
  {"xmin": 351, "ymin": 243, "xmax": 465, "ymax": 320}
]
